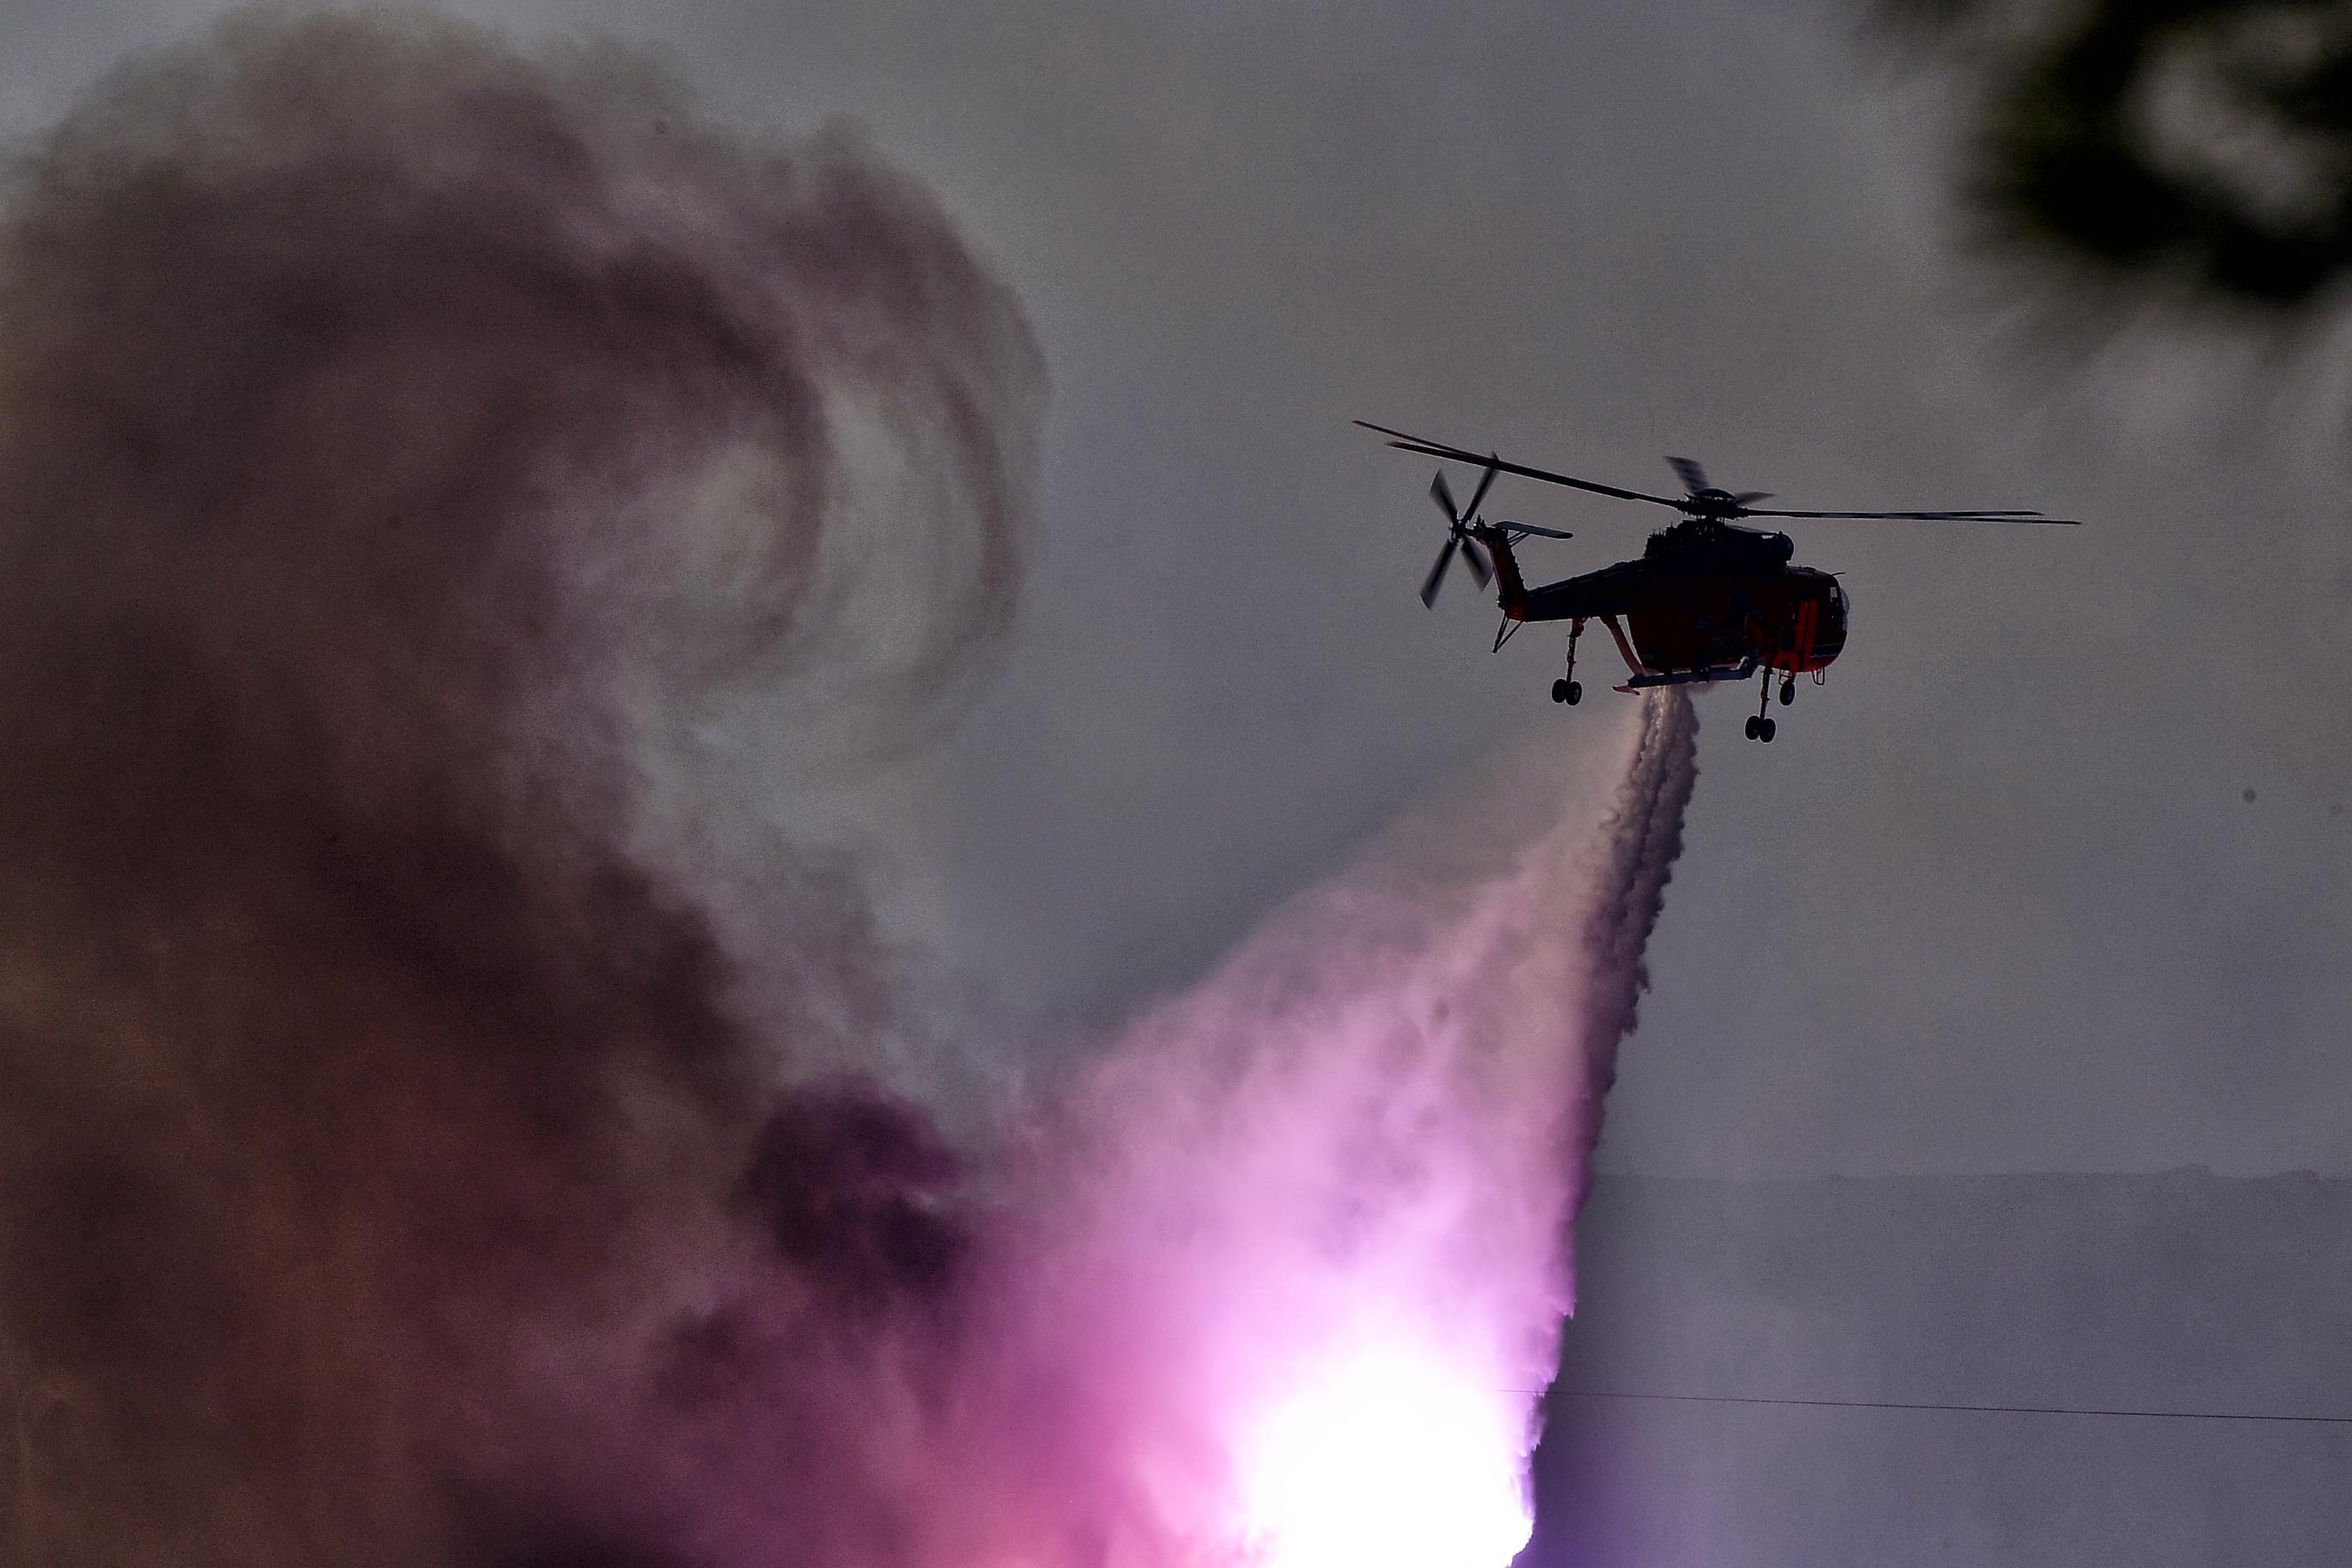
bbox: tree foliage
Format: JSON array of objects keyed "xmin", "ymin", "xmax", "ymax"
[{"xmin": 1887, "ymin": 0, "xmax": 2352, "ymax": 313}]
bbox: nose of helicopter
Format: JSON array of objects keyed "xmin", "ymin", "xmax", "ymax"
[{"xmin": 1816, "ymin": 576, "xmax": 1851, "ymax": 663}]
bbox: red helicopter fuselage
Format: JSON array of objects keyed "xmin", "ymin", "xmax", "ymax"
[{"xmin": 1477, "ymin": 518, "xmax": 1848, "ymax": 687}]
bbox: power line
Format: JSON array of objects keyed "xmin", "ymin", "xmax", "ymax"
[{"xmin": 1544, "ymin": 1389, "xmax": 2352, "ymax": 1426}]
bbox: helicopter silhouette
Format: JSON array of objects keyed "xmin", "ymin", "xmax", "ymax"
[{"xmin": 1358, "ymin": 421, "xmax": 2077, "ymax": 742}]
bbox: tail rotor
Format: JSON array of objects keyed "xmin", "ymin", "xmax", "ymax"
[{"xmin": 1420, "ymin": 462, "xmax": 1498, "ymax": 607}]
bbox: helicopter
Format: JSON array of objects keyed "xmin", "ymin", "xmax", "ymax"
[{"xmin": 1357, "ymin": 421, "xmax": 2078, "ymax": 742}]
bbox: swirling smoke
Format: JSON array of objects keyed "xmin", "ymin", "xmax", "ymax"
[{"xmin": 0, "ymin": 14, "xmax": 1699, "ymax": 1568}]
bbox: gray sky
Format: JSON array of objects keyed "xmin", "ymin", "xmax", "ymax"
[{"xmin": 7, "ymin": 0, "xmax": 2344, "ymax": 1179}]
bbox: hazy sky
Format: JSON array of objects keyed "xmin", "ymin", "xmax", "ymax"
[{"xmin": 7, "ymin": 0, "xmax": 2344, "ymax": 1179}]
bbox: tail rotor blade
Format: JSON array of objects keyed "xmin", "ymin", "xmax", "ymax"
[
  {"xmin": 1431, "ymin": 471, "xmax": 1461, "ymax": 522},
  {"xmin": 1420, "ymin": 536, "xmax": 1461, "ymax": 607},
  {"xmin": 1462, "ymin": 458, "xmax": 1499, "ymax": 522},
  {"xmin": 1462, "ymin": 536, "xmax": 1493, "ymax": 589}
]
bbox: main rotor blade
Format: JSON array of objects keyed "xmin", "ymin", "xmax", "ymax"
[
  {"xmin": 1741, "ymin": 506, "xmax": 2080, "ymax": 524},
  {"xmin": 1462, "ymin": 537, "xmax": 1493, "ymax": 589},
  {"xmin": 1666, "ymin": 456, "xmax": 1710, "ymax": 494},
  {"xmin": 1357, "ymin": 421, "xmax": 1683, "ymax": 508},
  {"xmin": 1462, "ymin": 459, "xmax": 1499, "ymax": 522},
  {"xmin": 1732, "ymin": 491, "xmax": 1773, "ymax": 505},
  {"xmin": 1420, "ymin": 537, "xmax": 1460, "ymax": 608},
  {"xmin": 1361, "ymin": 422, "xmax": 2081, "ymax": 524},
  {"xmin": 1430, "ymin": 470, "xmax": 1461, "ymax": 522}
]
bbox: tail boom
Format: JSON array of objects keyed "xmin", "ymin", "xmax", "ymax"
[{"xmin": 1473, "ymin": 524, "xmax": 1532, "ymax": 620}]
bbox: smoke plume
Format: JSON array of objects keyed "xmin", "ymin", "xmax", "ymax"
[
  {"xmin": 0, "ymin": 11, "xmax": 1036, "ymax": 1564},
  {"xmin": 0, "ymin": 13, "xmax": 1700, "ymax": 1568}
]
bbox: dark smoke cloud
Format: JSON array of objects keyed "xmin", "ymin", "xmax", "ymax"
[{"xmin": 0, "ymin": 10, "xmax": 1036, "ymax": 1564}]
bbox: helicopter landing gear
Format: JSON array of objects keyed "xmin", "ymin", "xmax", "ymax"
[
  {"xmin": 1747, "ymin": 670, "xmax": 1779, "ymax": 742},
  {"xmin": 1779, "ymin": 674, "xmax": 1795, "ymax": 707},
  {"xmin": 1552, "ymin": 619, "xmax": 1583, "ymax": 705}
]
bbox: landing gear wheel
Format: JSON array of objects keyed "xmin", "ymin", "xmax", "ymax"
[
  {"xmin": 1551, "ymin": 678, "xmax": 1570, "ymax": 704},
  {"xmin": 1779, "ymin": 679, "xmax": 1794, "ymax": 707},
  {"xmin": 1743, "ymin": 715, "xmax": 1761, "ymax": 741},
  {"xmin": 1565, "ymin": 680, "xmax": 1582, "ymax": 706},
  {"xmin": 1758, "ymin": 717, "xmax": 1777, "ymax": 743}
]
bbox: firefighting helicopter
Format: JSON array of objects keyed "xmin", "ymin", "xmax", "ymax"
[{"xmin": 1357, "ymin": 421, "xmax": 2078, "ymax": 741}]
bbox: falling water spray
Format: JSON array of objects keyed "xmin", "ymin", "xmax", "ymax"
[
  {"xmin": 983, "ymin": 691, "xmax": 1700, "ymax": 1568},
  {"xmin": 0, "ymin": 14, "xmax": 1703, "ymax": 1567}
]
